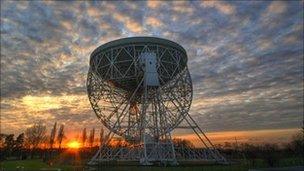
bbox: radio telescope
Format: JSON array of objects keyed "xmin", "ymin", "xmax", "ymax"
[{"xmin": 87, "ymin": 37, "xmax": 226, "ymax": 166}]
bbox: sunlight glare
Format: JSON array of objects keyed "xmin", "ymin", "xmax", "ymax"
[{"xmin": 67, "ymin": 140, "xmax": 81, "ymax": 149}]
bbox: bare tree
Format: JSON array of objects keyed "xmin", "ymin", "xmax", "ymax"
[
  {"xmin": 1, "ymin": 134, "xmax": 24, "ymax": 159},
  {"xmin": 15, "ymin": 133, "xmax": 24, "ymax": 149},
  {"xmin": 99, "ymin": 127, "xmax": 104, "ymax": 146},
  {"xmin": 49, "ymin": 122, "xmax": 57, "ymax": 149},
  {"xmin": 173, "ymin": 138, "xmax": 195, "ymax": 148},
  {"xmin": 0, "ymin": 133, "xmax": 6, "ymax": 148},
  {"xmin": 290, "ymin": 129, "xmax": 304, "ymax": 157},
  {"xmin": 261, "ymin": 143, "xmax": 279, "ymax": 167},
  {"xmin": 57, "ymin": 124, "xmax": 65, "ymax": 149},
  {"xmin": 82, "ymin": 128, "xmax": 87, "ymax": 148},
  {"xmin": 25, "ymin": 122, "xmax": 47, "ymax": 158},
  {"xmin": 25, "ymin": 123, "xmax": 47, "ymax": 149},
  {"xmin": 15, "ymin": 133, "xmax": 25, "ymax": 159},
  {"xmin": 4, "ymin": 134, "xmax": 14, "ymax": 157},
  {"xmin": 89, "ymin": 128, "xmax": 95, "ymax": 148}
]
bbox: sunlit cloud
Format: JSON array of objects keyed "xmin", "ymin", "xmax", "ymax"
[
  {"xmin": 147, "ymin": 0, "xmax": 161, "ymax": 9},
  {"xmin": 22, "ymin": 95, "xmax": 63, "ymax": 111},
  {"xmin": 112, "ymin": 13, "xmax": 144, "ymax": 33},
  {"xmin": 145, "ymin": 17, "xmax": 163, "ymax": 27},
  {"xmin": 0, "ymin": 1, "xmax": 303, "ymax": 143},
  {"xmin": 61, "ymin": 20, "xmax": 73, "ymax": 31},
  {"xmin": 267, "ymin": 1, "xmax": 287, "ymax": 14},
  {"xmin": 171, "ymin": 1, "xmax": 194, "ymax": 15},
  {"xmin": 87, "ymin": 6, "xmax": 103, "ymax": 17},
  {"xmin": 175, "ymin": 128, "xmax": 300, "ymax": 146},
  {"xmin": 21, "ymin": 95, "xmax": 88, "ymax": 112},
  {"xmin": 200, "ymin": 1, "xmax": 236, "ymax": 15}
]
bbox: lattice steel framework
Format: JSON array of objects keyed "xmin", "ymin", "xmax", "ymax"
[{"xmin": 87, "ymin": 37, "xmax": 227, "ymax": 166}]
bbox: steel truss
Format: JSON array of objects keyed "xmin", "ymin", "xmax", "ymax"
[{"xmin": 87, "ymin": 43, "xmax": 227, "ymax": 166}]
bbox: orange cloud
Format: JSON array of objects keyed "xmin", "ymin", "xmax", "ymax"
[
  {"xmin": 100, "ymin": 22, "xmax": 111, "ymax": 30},
  {"xmin": 87, "ymin": 6, "xmax": 102, "ymax": 17},
  {"xmin": 174, "ymin": 128, "xmax": 300, "ymax": 146},
  {"xmin": 147, "ymin": 0, "xmax": 162, "ymax": 9},
  {"xmin": 201, "ymin": 1, "xmax": 235, "ymax": 15},
  {"xmin": 146, "ymin": 17, "xmax": 163, "ymax": 27},
  {"xmin": 1, "ymin": 93, "xmax": 95, "ymax": 135},
  {"xmin": 112, "ymin": 13, "xmax": 143, "ymax": 33},
  {"xmin": 172, "ymin": 1, "xmax": 193, "ymax": 14}
]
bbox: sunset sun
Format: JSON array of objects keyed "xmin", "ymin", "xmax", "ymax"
[{"xmin": 67, "ymin": 140, "xmax": 81, "ymax": 149}]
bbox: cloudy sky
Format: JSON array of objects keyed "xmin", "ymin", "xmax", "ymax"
[{"xmin": 1, "ymin": 0, "xmax": 303, "ymax": 144}]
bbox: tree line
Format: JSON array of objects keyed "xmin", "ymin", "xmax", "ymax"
[
  {"xmin": 1, "ymin": 122, "xmax": 303, "ymax": 168},
  {"xmin": 0, "ymin": 122, "xmax": 104, "ymax": 161},
  {"xmin": 1, "ymin": 122, "xmax": 64, "ymax": 160},
  {"xmin": 215, "ymin": 128, "xmax": 304, "ymax": 167}
]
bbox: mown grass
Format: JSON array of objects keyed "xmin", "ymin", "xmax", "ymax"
[
  {"xmin": 96, "ymin": 164, "xmax": 249, "ymax": 171},
  {"xmin": 0, "ymin": 159, "xmax": 75, "ymax": 171},
  {"xmin": 0, "ymin": 158, "xmax": 302, "ymax": 171}
]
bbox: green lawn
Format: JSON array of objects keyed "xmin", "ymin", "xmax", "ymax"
[
  {"xmin": 0, "ymin": 158, "xmax": 302, "ymax": 171},
  {"xmin": 89, "ymin": 158, "xmax": 304, "ymax": 171},
  {"xmin": 0, "ymin": 159, "xmax": 75, "ymax": 171},
  {"xmin": 96, "ymin": 165, "xmax": 249, "ymax": 171},
  {"xmin": 0, "ymin": 160, "xmax": 248, "ymax": 171}
]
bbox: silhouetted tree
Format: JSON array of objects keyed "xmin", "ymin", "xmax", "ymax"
[
  {"xmin": 173, "ymin": 138, "xmax": 195, "ymax": 148},
  {"xmin": 82, "ymin": 128, "xmax": 87, "ymax": 148},
  {"xmin": 89, "ymin": 128, "xmax": 95, "ymax": 148},
  {"xmin": 15, "ymin": 133, "xmax": 25, "ymax": 159},
  {"xmin": 289, "ymin": 129, "xmax": 304, "ymax": 157},
  {"xmin": 0, "ymin": 134, "xmax": 7, "ymax": 160},
  {"xmin": 2, "ymin": 134, "xmax": 25, "ymax": 159},
  {"xmin": 57, "ymin": 124, "xmax": 65, "ymax": 150},
  {"xmin": 0, "ymin": 133, "xmax": 6, "ymax": 148},
  {"xmin": 25, "ymin": 123, "xmax": 47, "ymax": 158},
  {"xmin": 4, "ymin": 134, "xmax": 15, "ymax": 157},
  {"xmin": 241, "ymin": 143, "xmax": 259, "ymax": 167},
  {"xmin": 99, "ymin": 127, "xmax": 104, "ymax": 146},
  {"xmin": 15, "ymin": 133, "xmax": 24, "ymax": 149},
  {"xmin": 261, "ymin": 143, "xmax": 279, "ymax": 167},
  {"xmin": 49, "ymin": 122, "xmax": 57, "ymax": 149},
  {"xmin": 48, "ymin": 122, "xmax": 57, "ymax": 160},
  {"xmin": 224, "ymin": 142, "xmax": 232, "ymax": 149}
]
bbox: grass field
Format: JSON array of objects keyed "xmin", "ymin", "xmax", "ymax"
[
  {"xmin": 0, "ymin": 159, "xmax": 75, "ymax": 171},
  {"xmin": 96, "ymin": 165, "xmax": 250, "ymax": 171},
  {"xmin": 0, "ymin": 160, "xmax": 248, "ymax": 171},
  {"xmin": 0, "ymin": 158, "xmax": 303, "ymax": 171}
]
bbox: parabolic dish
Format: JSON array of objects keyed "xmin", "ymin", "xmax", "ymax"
[
  {"xmin": 89, "ymin": 37, "xmax": 188, "ymax": 91},
  {"xmin": 87, "ymin": 37, "xmax": 192, "ymax": 142}
]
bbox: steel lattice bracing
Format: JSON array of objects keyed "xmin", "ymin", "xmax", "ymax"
[
  {"xmin": 87, "ymin": 43, "xmax": 192, "ymax": 142},
  {"xmin": 86, "ymin": 37, "xmax": 227, "ymax": 166}
]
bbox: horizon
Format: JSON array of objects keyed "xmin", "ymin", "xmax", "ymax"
[
  {"xmin": 2, "ymin": 126, "xmax": 301, "ymax": 147},
  {"xmin": 1, "ymin": 1, "xmax": 303, "ymax": 147}
]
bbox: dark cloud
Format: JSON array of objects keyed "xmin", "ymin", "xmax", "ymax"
[{"xmin": 0, "ymin": 1, "xmax": 303, "ymax": 134}]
